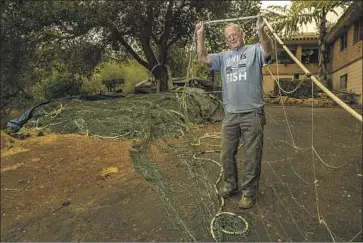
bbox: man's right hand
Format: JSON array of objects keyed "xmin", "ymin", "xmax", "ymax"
[
  {"xmin": 196, "ymin": 22, "xmax": 205, "ymax": 36},
  {"xmin": 196, "ymin": 21, "xmax": 211, "ymax": 65}
]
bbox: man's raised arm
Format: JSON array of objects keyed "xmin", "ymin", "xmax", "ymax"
[
  {"xmin": 196, "ymin": 22, "xmax": 212, "ymax": 64},
  {"xmin": 257, "ymin": 16, "xmax": 273, "ymax": 58}
]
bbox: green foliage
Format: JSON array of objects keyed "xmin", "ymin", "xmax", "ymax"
[
  {"xmin": 1, "ymin": 0, "xmax": 264, "ymax": 111},
  {"xmin": 335, "ymin": 90, "xmax": 360, "ymax": 104},
  {"xmin": 1, "ymin": 1, "xmax": 103, "ymax": 112},
  {"xmin": 40, "ymin": 0, "xmax": 262, "ymax": 90},
  {"xmin": 85, "ymin": 62, "xmax": 124, "ymax": 92},
  {"xmin": 182, "ymin": 57, "xmax": 209, "ymax": 80},
  {"xmin": 1, "ymin": 1, "xmax": 42, "ymax": 109},
  {"xmin": 86, "ymin": 60, "xmax": 149, "ymax": 94},
  {"xmin": 35, "ymin": 40, "xmax": 103, "ymax": 79},
  {"xmin": 168, "ymin": 44, "xmax": 190, "ymax": 77},
  {"xmin": 31, "ymin": 68, "xmax": 84, "ymax": 100},
  {"xmin": 168, "ymin": 1, "xmax": 260, "ymax": 81},
  {"xmin": 203, "ymin": 1, "xmax": 261, "ymax": 53},
  {"xmin": 119, "ymin": 62, "xmax": 149, "ymax": 93},
  {"xmin": 346, "ymin": 91, "xmax": 359, "ymax": 104},
  {"xmin": 268, "ymin": 0, "xmax": 352, "ymax": 37},
  {"xmin": 267, "ymin": 0, "xmax": 353, "ymax": 90},
  {"xmin": 273, "ymin": 78, "xmax": 319, "ymax": 98},
  {"xmin": 169, "ymin": 41, "xmax": 211, "ymax": 80}
]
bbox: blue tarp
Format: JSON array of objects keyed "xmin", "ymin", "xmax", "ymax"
[{"xmin": 7, "ymin": 101, "xmax": 52, "ymax": 133}]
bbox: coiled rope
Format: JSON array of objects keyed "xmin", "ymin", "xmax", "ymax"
[
  {"xmin": 187, "ymin": 14, "xmax": 267, "ymax": 241},
  {"xmin": 193, "ymin": 149, "xmax": 249, "ymax": 241}
]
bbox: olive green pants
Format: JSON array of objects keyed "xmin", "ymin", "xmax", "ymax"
[{"xmin": 220, "ymin": 107, "xmax": 266, "ymax": 198}]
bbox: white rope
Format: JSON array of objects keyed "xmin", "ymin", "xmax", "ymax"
[
  {"xmin": 204, "ymin": 15, "xmax": 260, "ymax": 25},
  {"xmin": 267, "ymin": 29, "xmax": 328, "ymax": 242},
  {"xmin": 187, "ymin": 14, "xmax": 261, "ymax": 79},
  {"xmin": 193, "ymin": 151, "xmax": 249, "ymax": 241},
  {"xmin": 187, "ymin": 15, "xmax": 361, "ymax": 242},
  {"xmin": 272, "ymin": 38, "xmax": 300, "ymax": 149},
  {"xmin": 187, "ymin": 15, "xmax": 263, "ymax": 241},
  {"xmin": 187, "ymin": 29, "xmax": 197, "ymax": 79},
  {"xmin": 265, "ymin": 67, "xmax": 306, "ymax": 94},
  {"xmin": 269, "ymin": 38, "xmax": 349, "ymax": 169},
  {"xmin": 348, "ymin": 229, "xmax": 362, "ymax": 242},
  {"xmin": 312, "ymin": 147, "xmax": 347, "ymax": 169},
  {"xmin": 262, "ymin": 17, "xmax": 362, "ymax": 122},
  {"xmin": 267, "ymin": 25, "xmax": 360, "ymax": 242}
]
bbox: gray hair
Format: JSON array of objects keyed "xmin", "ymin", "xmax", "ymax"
[{"xmin": 224, "ymin": 23, "xmax": 244, "ymax": 35}]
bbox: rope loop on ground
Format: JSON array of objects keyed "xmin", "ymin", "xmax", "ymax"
[{"xmin": 193, "ymin": 149, "xmax": 249, "ymax": 242}]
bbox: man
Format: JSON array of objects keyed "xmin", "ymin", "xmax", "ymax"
[{"xmin": 196, "ymin": 16, "xmax": 272, "ymax": 209}]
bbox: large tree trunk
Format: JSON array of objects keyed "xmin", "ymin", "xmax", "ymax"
[
  {"xmin": 138, "ymin": 34, "xmax": 170, "ymax": 92},
  {"xmin": 318, "ymin": 10, "xmax": 331, "ymax": 90},
  {"xmin": 153, "ymin": 65, "xmax": 169, "ymax": 92},
  {"xmin": 150, "ymin": 46, "xmax": 169, "ymax": 92}
]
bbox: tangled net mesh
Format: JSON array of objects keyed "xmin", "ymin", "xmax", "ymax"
[
  {"xmin": 12, "ymin": 85, "xmax": 362, "ymax": 242},
  {"xmin": 23, "ymin": 88, "xmax": 223, "ymax": 140}
]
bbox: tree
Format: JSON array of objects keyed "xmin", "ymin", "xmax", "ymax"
[
  {"xmin": 1, "ymin": 0, "xmax": 262, "ymax": 116},
  {"xmin": 268, "ymin": 0, "xmax": 352, "ymax": 89},
  {"xmin": 1, "ymin": 1, "xmax": 42, "ymax": 109},
  {"xmin": 37, "ymin": 0, "xmax": 261, "ymax": 92},
  {"xmin": 1, "ymin": 1, "xmax": 103, "ymax": 114}
]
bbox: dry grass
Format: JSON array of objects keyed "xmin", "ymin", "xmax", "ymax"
[{"xmin": 1, "ymin": 162, "xmax": 26, "ymax": 172}]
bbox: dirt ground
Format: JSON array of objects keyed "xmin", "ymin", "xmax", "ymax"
[{"xmin": 1, "ymin": 106, "xmax": 362, "ymax": 242}]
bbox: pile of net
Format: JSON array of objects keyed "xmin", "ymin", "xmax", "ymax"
[{"xmin": 13, "ymin": 87, "xmax": 224, "ymax": 140}]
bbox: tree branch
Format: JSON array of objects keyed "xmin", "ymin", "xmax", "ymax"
[
  {"xmin": 158, "ymin": 1, "xmax": 174, "ymax": 44},
  {"xmin": 151, "ymin": 33, "xmax": 159, "ymax": 44},
  {"xmin": 116, "ymin": 34, "xmax": 149, "ymax": 69},
  {"xmin": 172, "ymin": 0, "xmax": 190, "ymax": 21},
  {"xmin": 40, "ymin": 31, "xmax": 88, "ymax": 42},
  {"xmin": 167, "ymin": 34, "xmax": 181, "ymax": 49},
  {"xmin": 159, "ymin": 0, "xmax": 189, "ymax": 44},
  {"xmin": 1, "ymin": 89, "xmax": 20, "ymax": 101}
]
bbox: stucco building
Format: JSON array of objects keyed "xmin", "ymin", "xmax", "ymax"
[{"xmin": 263, "ymin": 1, "xmax": 362, "ymax": 104}]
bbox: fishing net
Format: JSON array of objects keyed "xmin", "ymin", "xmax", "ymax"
[
  {"xmin": 6, "ymin": 12, "xmax": 363, "ymax": 242},
  {"xmin": 21, "ymin": 88, "xmax": 224, "ymax": 140}
]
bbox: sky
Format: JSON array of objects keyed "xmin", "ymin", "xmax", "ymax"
[
  {"xmin": 260, "ymin": 0, "xmax": 344, "ymax": 33},
  {"xmin": 261, "ymin": 0, "xmax": 291, "ymax": 9}
]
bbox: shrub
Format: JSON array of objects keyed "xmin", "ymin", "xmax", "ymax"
[
  {"xmin": 273, "ymin": 78, "xmax": 320, "ymax": 98},
  {"xmin": 30, "ymin": 69, "xmax": 84, "ymax": 100},
  {"xmin": 346, "ymin": 90, "xmax": 359, "ymax": 104},
  {"xmin": 335, "ymin": 89, "xmax": 360, "ymax": 105},
  {"xmin": 87, "ymin": 60, "xmax": 149, "ymax": 94},
  {"xmin": 119, "ymin": 61, "xmax": 150, "ymax": 93}
]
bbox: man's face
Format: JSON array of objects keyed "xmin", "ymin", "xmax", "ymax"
[{"xmin": 224, "ymin": 26, "xmax": 244, "ymax": 50}]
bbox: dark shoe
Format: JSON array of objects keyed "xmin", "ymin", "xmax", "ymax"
[
  {"xmin": 238, "ymin": 195, "xmax": 255, "ymax": 209},
  {"xmin": 218, "ymin": 186, "xmax": 238, "ymax": 199}
]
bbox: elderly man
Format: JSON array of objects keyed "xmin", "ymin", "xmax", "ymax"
[{"xmin": 196, "ymin": 16, "xmax": 272, "ymax": 209}]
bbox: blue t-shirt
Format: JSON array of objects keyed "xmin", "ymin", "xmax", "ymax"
[{"xmin": 210, "ymin": 44, "xmax": 265, "ymax": 113}]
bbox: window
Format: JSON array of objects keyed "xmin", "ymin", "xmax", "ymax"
[
  {"xmin": 271, "ymin": 47, "xmax": 297, "ymax": 64},
  {"xmin": 302, "ymin": 47, "xmax": 319, "ymax": 64},
  {"xmin": 353, "ymin": 19, "xmax": 363, "ymax": 44},
  {"xmin": 339, "ymin": 74, "xmax": 348, "ymax": 89},
  {"xmin": 340, "ymin": 33, "xmax": 348, "ymax": 51},
  {"xmin": 294, "ymin": 73, "xmax": 300, "ymax": 80}
]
